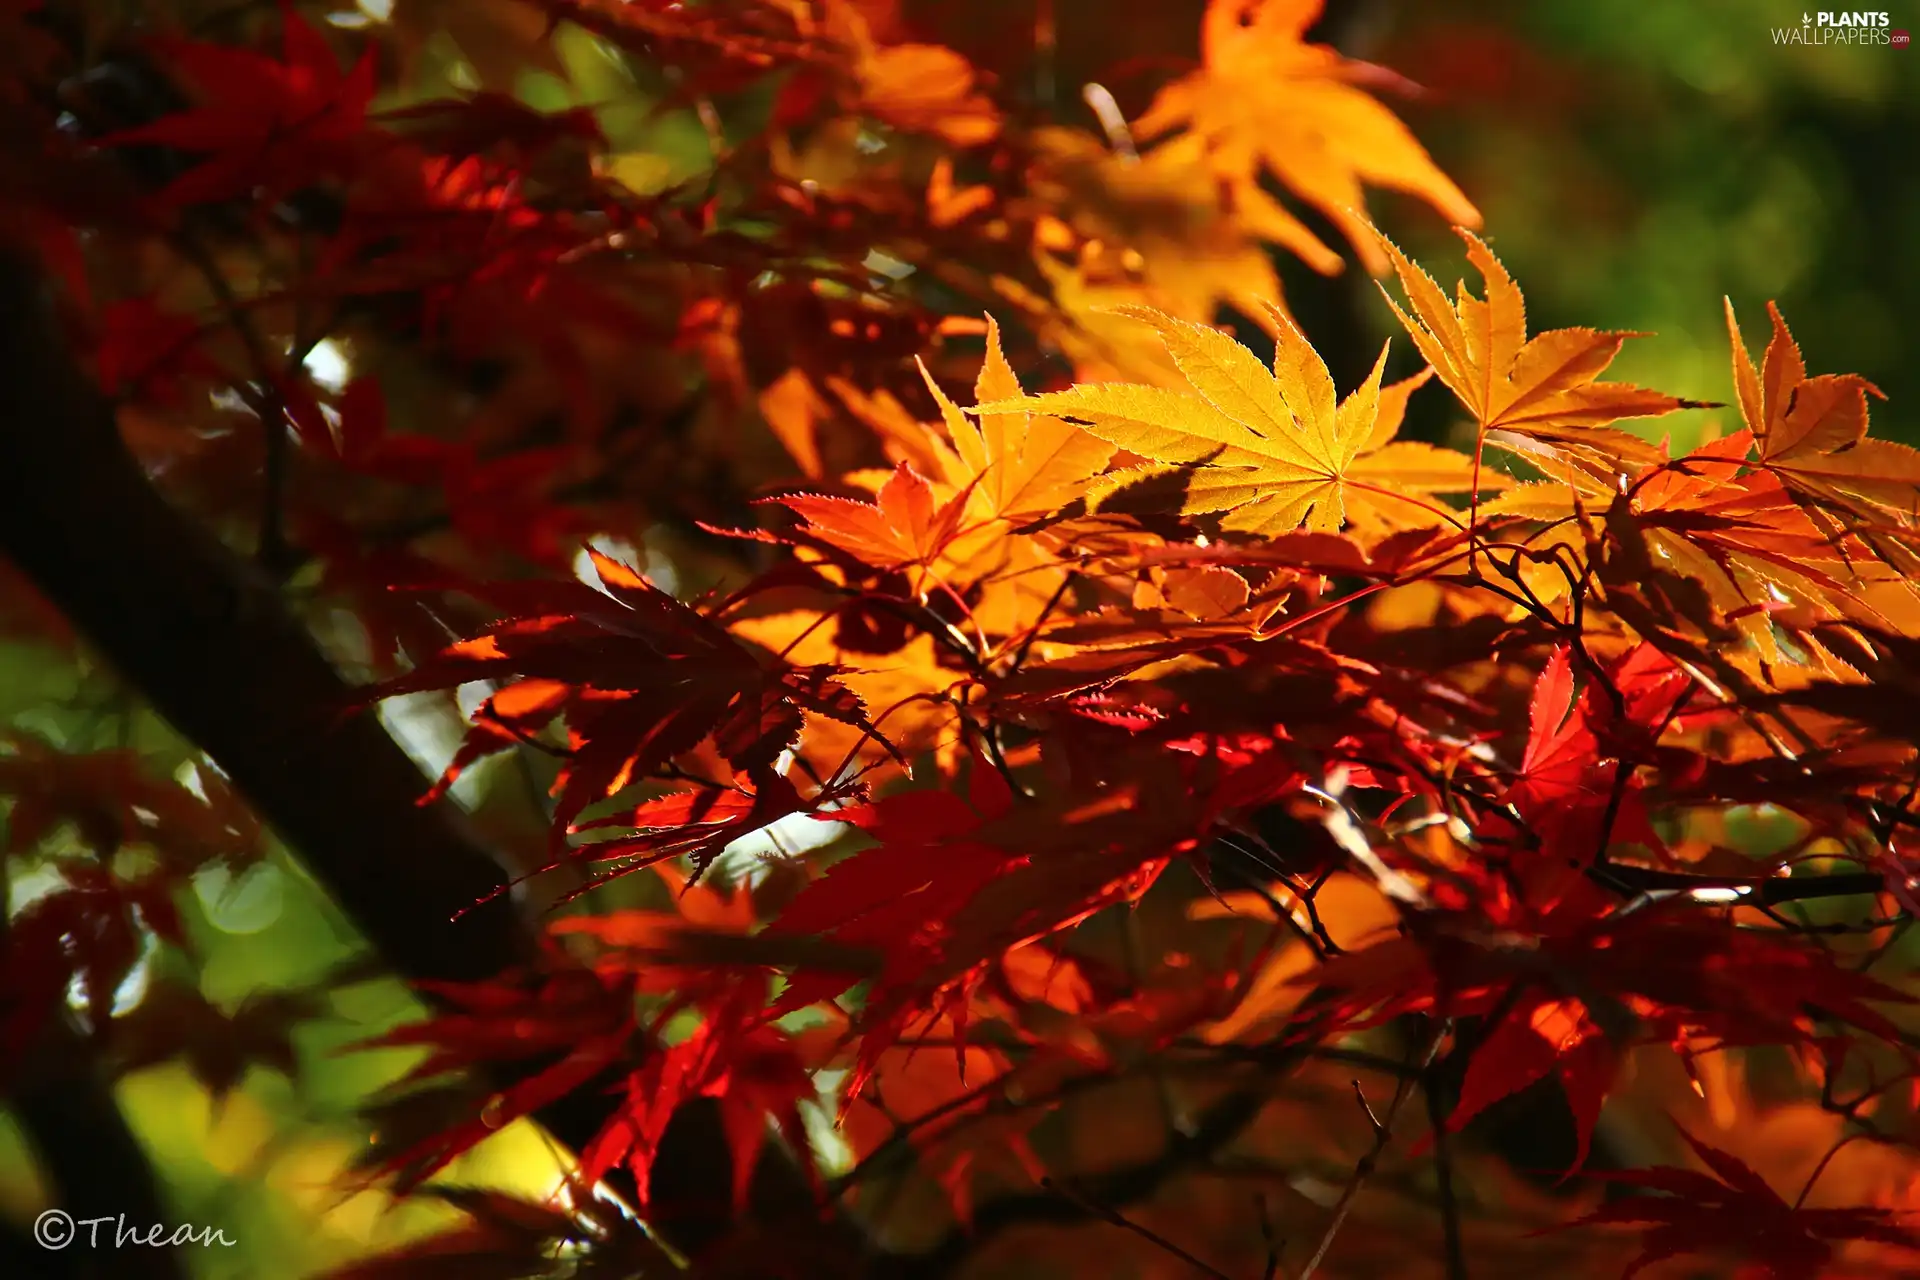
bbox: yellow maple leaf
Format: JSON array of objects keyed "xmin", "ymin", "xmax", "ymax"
[
  {"xmin": 973, "ymin": 305, "xmax": 1487, "ymax": 537},
  {"xmin": 1022, "ymin": 126, "xmax": 1295, "ymax": 366},
  {"xmin": 905, "ymin": 317, "xmax": 1114, "ymax": 639},
  {"xmin": 917, "ymin": 315, "xmax": 1117, "ymax": 525},
  {"xmin": 1344, "ymin": 365, "xmax": 1494, "ymax": 536},
  {"xmin": 1133, "ymin": 0, "xmax": 1480, "ymax": 276}
]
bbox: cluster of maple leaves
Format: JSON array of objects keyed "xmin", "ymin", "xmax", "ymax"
[{"xmin": 7, "ymin": 0, "xmax": 1920, "ymax": 1277}]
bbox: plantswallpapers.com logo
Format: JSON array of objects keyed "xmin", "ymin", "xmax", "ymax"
[{"xmin": 1773, "ymin": 11, "xmax": 1903, "ymax": 43}]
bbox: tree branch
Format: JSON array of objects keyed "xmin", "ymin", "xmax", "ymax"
[
  {"xmin": 1039, "ymin": 1177, "xmax": 1235, "ymax": 1280},
  {"xmin": 864, "ymin": 1047, "xmax": 1319, "ymax": 1280},
  {"xmin": 0, "ymin": 245, "xmax": 830, "ymax": 1261},
  {"xmin": 1590, "ymin": 863, "xmax": 1888, "ymax": 906},
  {"xmin": 7, "ymin": 1014, "xmax": 186, "ymax": 1280},
  {"xmin": 0, "ymin": 249, "xmax": 535, "ymax": 994},
  {"xmin": 1424, "ymin": 1060, "xmax": 1468, "ymax": 1280},
  {"xmin": 2, "ymin": 885, "xmax": 181, "ymax": 1280}
]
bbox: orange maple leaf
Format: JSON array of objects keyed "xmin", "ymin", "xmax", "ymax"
[
  {"xmin": 771, "ymin": 460, "xmax": 978, "ymax": 591},
  {"xmin": 1725, "ymin": 298, "xmax": 1917, "ymax": 519},
  {"xmin": 1134, "ymin": 0, "xmax": 1480, "ymax": 275},
  {"xmin": 1378, "ymin": 228, "xmax": 1706, "ymax": 486}
]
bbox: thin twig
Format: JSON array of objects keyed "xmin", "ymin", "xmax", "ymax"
[
  {"xmin": 1351, "ymin": 1080, "xmax": 1384, "ymax": 1138},
  {"xmin": 1004, "ymin": 570, "xmax": 1075, "ymax": 673},
  {"xmin": 1256, "ymin": 1193, "xmax": 1287, "ymax": 1280},
  {"xmin": 1040, "ymin": 1177, "xmax": 1235, "ymax": 1280},
  {"xmin": 170, "ymin": 232, "xmax": 334, "ymax": 577},
  {"xmin": 1794, "ymin": 1131, "xmax": 1869, "ymax": 1210},
  {"xmin": 1297, "ymin": 1026, "xmax": 1450, "ymax": 1279}
]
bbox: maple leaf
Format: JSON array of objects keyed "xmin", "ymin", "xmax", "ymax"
[
  {"xmin": 1133, "ymin": 0, "xmax": 1481, "ymax": 274},
  {"xmin": 891, "ymin": 315, "xmax": 1119, "ymax": 639},
  {"xmin": 0, "ymin": 732, "xmax": 262, "ymax": 871},
  {"xmin": 1343, "ymin": 365, "xmax": 1496, "ymax": 534},
  {"xmin": 0, "ymin": 865, "xmax": 185, "ymax": 1060},
  {"xmin": 918, "ymin": 315, "xmax": 1116, "ymax": 525},
  {"xmin": 768, "ymin": 461, "xmax": 978, "ymax": 592},
  {"xmin": 354, "ymin": 966, "xmax": 640, "ymax": 1192},
  {"xmin": 1488, "ymin": 643, "xmax": 1683, "ymax": 887},
  {"xmin": 835, "ymin": 1009, "xmax": 1049, "ymax": 1230},
  {"xmin": 1379, "ymin": 229, "xmax": 1706, "ymax": 482},
  {"xmin": 1725, "ymin": 298, "xmax": 1916, "ymax": 520},
  {"xmin": 101, "ymin": 4, "xmax": 376, "ymax": 208},
  {"xmin": 1507, "ymin": 647, "xmax": 1594, "ymax": 819},
  {"xmin": 974, "ymin": 305, "xmax": 1486, "ymax": 536},
  {"xmin": 1024, "ymin": 125, "xmax": 1299, "ymax": 346},
  {"xmin": 579, "ymin": 990, "xmax": 820, "ymax": 1215},
  {"xmin": 104, "ymin": 981, "xmax": 317, "ymax": 1104},
  {"xmin": 1629, "ymin": 432, "xmax": 1909, "ymax": 667},
  {"xmin": 751, "ymin": 758, "xmax": 1221, "ymax": 1100},
  {"xmin": 1307, "ymin": 882, "xmax": 1912, "ymax": 1171},
  {"xmin": 813, "ymin": 0, "xmax": 999, "ymax": 145},
  {"xmin": 1443, "ymin": 993, "xmax": 1617, "ymax": 1171},
  {"xmin": 563, "ymin": 773, "xmax": 817, "ymax": 883},
  {"xmin": 366, "ymin": 550, "xmax": 871, "ymax": 854},
  {"xmin": 1550, "ymin": 1124, "xmax": 1920, "ymax": 1279},
  {"xmin": 1483, "ymin": 426, "xmax": 1894, "ymax": 663},
  {"xmin": 760, "ymin": 758, "xmax": 1021, "ymax": 1031},
  {"xmin": 550, "ymin": 863, "xmax": 765, "ymax": 995}
]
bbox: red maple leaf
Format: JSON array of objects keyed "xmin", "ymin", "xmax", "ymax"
[
  {"xmin": 1506, "ymin": 646, "xmax": 1595, "ymax": 825},
  {"xmin": 91, "ymin": 298, "xmax": 223, "ymax": 404},
  {"xmin": 579, "ymin": 989, "xmax": 820, "ymax": 1216},
  {"xmin": 104, "ymin": 980, "xmax": 317, "ymax": 1103},
  {"xmin": 354, "ymin": 965, "xmax": 640, "ymax": 1191},
  {"xmin": 102, "ymin": 3, "xmax": 376, "ymax": 208},
  {"xmin": 0, "ymin": 865, "xmax": 184, "ymax": 1062},
  {"xmin": 1549, "ymin": 1123, "xmax": 1920, "ymax": 1278},
  {"xmin": 364, "ymin": 549, "xmax": 875, "ymax": 859},
  {"xmin": 566, "ymin": 773, "xmax": 812, "ymax": 880},
  {"xmin": 762, "ymin": 754, "xmax": 1019, "ymax": 1021},
  {"xmin": 1309, "ymin": 879, "xmax": 1913, "ymax": 1171},
  {"xmin": 1487, "ymin": 644, "xmax": 1687, "ymax": 899}
]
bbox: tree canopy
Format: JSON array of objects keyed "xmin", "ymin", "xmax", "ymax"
[{"xmin": 3, "ymin": 2, "xmax": 1920, "ymax": 1278}]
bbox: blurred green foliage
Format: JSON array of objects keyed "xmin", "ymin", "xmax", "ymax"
[{"xmin": 0, "ymin": 652, "xmax": 567, "ymax": 1276}]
